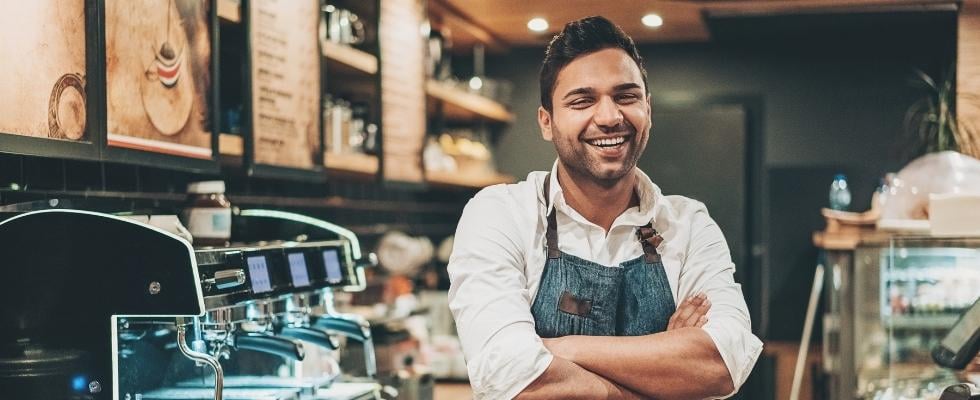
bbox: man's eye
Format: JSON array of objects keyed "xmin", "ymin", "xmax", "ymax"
[
  {"xmin": 616, "ymin": 94, "xmax": 640, "ymax": 103},
  {"xmin": 569, "ymin": 98, "xmax": 594, "ymax": 107}
]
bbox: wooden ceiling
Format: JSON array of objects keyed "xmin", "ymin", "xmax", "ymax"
[{"xmin": 432, "ymin": 0, "xmax": 959, "ymax": 50}]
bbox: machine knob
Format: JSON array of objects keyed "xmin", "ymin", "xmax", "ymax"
[
  {"xmin": 356, "ymin": 253, "xmax": 379, "ymax": 269},
  {"xmin": 206, "ymin": 269, "xmax": 246, "ymax": 290},
  {"xmin": 939, "ymin": 383, "xmax": 980, "ymax": 400}
]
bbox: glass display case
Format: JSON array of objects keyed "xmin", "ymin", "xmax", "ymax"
[{"xmin": 820, "ymin": 235, "xmax": 980, "ymax": 400}]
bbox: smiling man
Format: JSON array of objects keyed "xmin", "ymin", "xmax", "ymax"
[{"xmin": 447, "ymin": 16, "xmax": 762, "ymax": 399}]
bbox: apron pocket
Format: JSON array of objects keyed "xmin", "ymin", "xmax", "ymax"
[{"xmin": 558, "ymin": 290, "xmax": 592, "ymax": 317}]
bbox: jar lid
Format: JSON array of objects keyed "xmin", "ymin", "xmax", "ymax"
[{"xmin": 187, "ymin": 180, "xmax": 225, "ymax": 194}]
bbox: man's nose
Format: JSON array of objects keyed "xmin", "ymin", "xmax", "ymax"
[{"xmin": 593, "ymin": 96, "xmax": 624, "ymax": 129}]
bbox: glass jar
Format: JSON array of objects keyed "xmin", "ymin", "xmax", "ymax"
[{"xmin": 180, "ymin": 180, "xmax": 232, "ymax": 247}]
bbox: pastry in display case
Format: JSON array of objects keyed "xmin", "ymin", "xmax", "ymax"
[{"xmin": 820, "ymin": 235, "xmax": 980, "ymax": 400}]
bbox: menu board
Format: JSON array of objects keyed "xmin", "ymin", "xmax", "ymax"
[
  {"xmin": 0, "ymin": 2, "xmax": 87, "ymax": 141},
  {"xmin": 248, "ymin": 0, "xmax": 321, "ymax": 170},
  {"xmin": 104, "ymin": 0, "xmax": 213, "ymax": 159}
]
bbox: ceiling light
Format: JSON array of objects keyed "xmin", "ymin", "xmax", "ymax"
[
  {"xmin": 642, "ymin": 14, "xmax": 663, "ymax": 28},
  {"xmin": 527, "ymin": 17, "xmax": 549, "ymax": 32},
  {"xmin": 469, "ymin": 76, "xmax": 483, "ymax": 90}
]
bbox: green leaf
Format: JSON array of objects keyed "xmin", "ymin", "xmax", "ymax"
[{"xmin": 913, "ymin": 69, "xmax": 937, "ymax": 91}]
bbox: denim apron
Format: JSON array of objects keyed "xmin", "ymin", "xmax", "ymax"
[{"xmin": 531, "ymin": 174, "xmax": 677, "ymax": 337}]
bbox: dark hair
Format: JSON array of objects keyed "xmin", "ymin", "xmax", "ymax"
[{"xmin": 539, "ymin": 16, "xmax": 647, "ymax": 112}]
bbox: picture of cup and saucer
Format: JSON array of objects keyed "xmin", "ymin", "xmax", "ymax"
[{"xmin": 140, "ymin": 0, "xmax": 194, "ymax": 136}]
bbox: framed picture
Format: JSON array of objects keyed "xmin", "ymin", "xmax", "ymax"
[
  {"xmin": 0, "ymin": 1, "xmax": 100, "ymax": 160},
  {"xmin": 101, "ymin": 0, "xmax": 219, "ymax": 173},
  {"xmin": 243, "ymin": 0, "xmax": 325, "ymax": 181}
]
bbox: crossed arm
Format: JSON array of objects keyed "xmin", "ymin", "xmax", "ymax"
[
  {"xmin": 448, "ymin": 192, "xmax": 758, "ymax": 400},
  {"xmin": 516, "ymin": 295, "xmax": 733, "ymax": 400}
]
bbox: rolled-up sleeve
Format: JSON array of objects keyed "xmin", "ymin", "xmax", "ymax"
[
  {"xmin": 447, "ymin": 188, "xmax": 552, "ymax": 400},
  {"xmin": 679, "ymin": 204, "xmax": 763, "ymax": 398}
]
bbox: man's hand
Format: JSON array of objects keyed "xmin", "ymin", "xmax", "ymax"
[
  {"xmin": 516, "ymin": 355, "xmax": 646, "ymax": 400},
  {"xmin": 964, "ymin": 355, "xmax": 980, "ymax": 373},
  {"xmin": 667, "ymin": 293, "xmax": 711, "ymax": 330}
]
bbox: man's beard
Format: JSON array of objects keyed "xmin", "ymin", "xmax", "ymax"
[{"xmin": 552, "ymin": 122, "xmax": 646, "ymax": 188}]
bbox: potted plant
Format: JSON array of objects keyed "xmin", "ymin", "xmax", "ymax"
[
  {"xmin": 903, "ymin": 66, "xmax": 980, "ymax": 158},
  {"xmin": 878, "ymin": 68, "xmax": 980, "ymax": 224}
]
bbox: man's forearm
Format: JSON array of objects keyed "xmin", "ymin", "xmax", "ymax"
[
  {"xmin": 515, "ymin": 355, "xmax": 645, "ymax": 400},
  {"xmin": 548, "ymin": 328, "xmax": 734, "ymax": 399}
]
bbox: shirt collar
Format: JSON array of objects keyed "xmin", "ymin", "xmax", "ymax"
[{"xmin": 543, "ymin": 159, "xmax": 661, "ymax": 223}]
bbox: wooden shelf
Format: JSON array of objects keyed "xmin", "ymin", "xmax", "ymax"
[
  {"xmin": 325, "ymin": 152, "xmax": 379, "ymax": 177},
  {"xmin": 426, "ymin": 169, "xmax": 515, "ymax": 189},
  {"xmin": 322, "ymin": 41, "xmax": 379, "ymax": 75},
  {"xmin": 219, "ymin": 133, "xmax": 244, "ymax": 157},
  {"xmin": 427, "ymin": 0, "xmax": 508, "ymax": 53},
  {"xmin": 885, "ymin": 315, "xmax": 959, "ymax": 330},
  {"xmin": 217, "ymin": 0, "xmax": 241, "ymax": 23},
  {"xmin": 813, "ymin": 230, "xmax": 895, "ymax": 250},
  {"xmin": 426, "ymin": 80, "xmax": 514, "ymax": 123}
]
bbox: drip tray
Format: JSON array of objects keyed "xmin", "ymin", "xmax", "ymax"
[
  {"xmin": 178, "ymin": 375, "xmax": 335, "ymax": 396},
  {"xmin": 312, "ymin": 382, "xmax": 382, "ymax": 400},
  {"xmin": 141, "ymin": 387, "xmax": 302, "ymax": 400}
]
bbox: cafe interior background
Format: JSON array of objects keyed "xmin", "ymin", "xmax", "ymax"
[{"xmin": 1, "ymin": 0, "xmax": 979, "ymax": 399}]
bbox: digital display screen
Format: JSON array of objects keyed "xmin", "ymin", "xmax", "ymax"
[
  {"xmin": 287, "ymin": 252, "xmax": 310, "ymax": 287},
  {"xmin": 942, "ymin": 299, "xmax": 980, "ymax": 349},
  {"xmin": 323, "ymin": 249, "xmax": 343, "ymax": 284},
  {"xmin": 247, "ymin": 256, "xmax": 273, "ymax": 293}
]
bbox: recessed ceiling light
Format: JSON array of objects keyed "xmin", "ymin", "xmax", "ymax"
[
  {"xmin": 527, "ymin": 17, "xmax": 549, "ymax": 33},
  {"xmin": 469, "ymin": 76, "xmax": 483, "ymax": 90},
  {"xmin": 642, "ymin": 14, "xmax": 663, "ymax": 28}
]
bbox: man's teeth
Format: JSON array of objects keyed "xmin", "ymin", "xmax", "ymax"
[{"xmin": 587, "ymin": 137, "xmax": 627, "ymax": 147}]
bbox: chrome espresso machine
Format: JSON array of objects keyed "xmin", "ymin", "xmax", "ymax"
[{"xmin": 0, "ymin": 208, "xmax": 380, "ymax": 400}]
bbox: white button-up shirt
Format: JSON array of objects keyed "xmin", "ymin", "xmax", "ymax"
[{"xmin": 448, "ymin": 161, "xmax": 763, "ymax": 399}]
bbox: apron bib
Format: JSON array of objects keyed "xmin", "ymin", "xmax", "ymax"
[{"xmin": 531, "ymin": 174, "xmax": 676, "ymax": 337}]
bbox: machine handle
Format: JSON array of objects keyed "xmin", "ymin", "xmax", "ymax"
[
  {"xmin": 279, "ymin": 326, "xmax": 340, "ymax": 350},
  {"xmin": 314, "ymin": 316, "xmax": 370, "ymax": 342},
  {"xmin": 234, "ymin": 333, "xmax": 305, "ymax": 361},
  {"xmin": 314, "ymin": 315, "xmax": 376, "ymax": 377}
]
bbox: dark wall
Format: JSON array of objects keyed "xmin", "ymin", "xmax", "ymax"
[
  {"xmin": 484, "ymin": 10, "xmax": 957, "ymax": 342},
  {"xmin": 490, "ymin": 12, "xmax": 955, "ymax": 194}
]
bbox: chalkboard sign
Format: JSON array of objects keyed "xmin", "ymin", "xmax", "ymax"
[{"xmin": 244, "ymin": 0, "xmax": 324, "ymax": 181}]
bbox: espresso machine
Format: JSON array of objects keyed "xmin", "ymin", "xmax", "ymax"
[
  {"xmin": 124, "ymin": 209, "xmax": 382, "ymax": 400},
  {"xmin": 0, "ymin": 209, "xmax": 205, "ymax": 400},
  {"xmin": 0, "ymin": 207, "xmax": 381, "ymax": 400}
]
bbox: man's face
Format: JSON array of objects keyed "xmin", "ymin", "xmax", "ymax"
[{"xmin": 538, "ymin": 48, "xmax": 651, "ymax": 185}]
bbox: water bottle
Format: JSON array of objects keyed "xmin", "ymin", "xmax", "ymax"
[
  {"xmin": 829, "ymin": 173, "xmax": 851, "ymax": 211},
  {"xmin": 874, "ymin": 173, "xmax": 896, "ymax": 211}
]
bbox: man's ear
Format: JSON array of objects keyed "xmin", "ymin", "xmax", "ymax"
[{"xmin": 538, "ymin": 106, "xmax": 554, "ymax": 141}]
